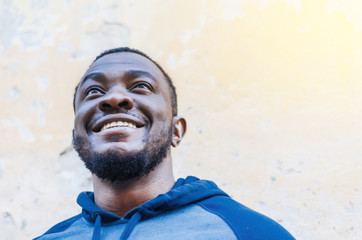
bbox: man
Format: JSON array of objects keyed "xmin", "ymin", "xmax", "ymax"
[{"xmin": 35, "ymin": 47, "xmax": 294, "ymax": 240}]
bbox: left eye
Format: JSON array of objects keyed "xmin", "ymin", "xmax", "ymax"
[{"xmin": 132, "ymin": 83, "xmax": 153, "ymax": 91}]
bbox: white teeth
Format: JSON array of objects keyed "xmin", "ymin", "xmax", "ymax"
[{"xmin": 100, "ymin": 121, "xmax": 136, "ymax": 131}]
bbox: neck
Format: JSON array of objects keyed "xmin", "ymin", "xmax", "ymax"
[{"xmin": 92, "ymin": 154, "xmax": 175, "ymax": 217}]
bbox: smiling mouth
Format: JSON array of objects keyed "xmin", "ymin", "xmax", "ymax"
[
  {"xmin": 100, "ymin": 121, "xmax": 137, "ymax": 131},
  {"xmin": 91, "ymin": 113, "xmax": 145, "ymax": 133}
]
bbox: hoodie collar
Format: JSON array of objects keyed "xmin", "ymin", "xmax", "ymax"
[
  {"xmin": 124, "ymin": 176, "xmax": 228, "ymax": 219},
  {"xmin": 77, "ymin": 176, "xmax": 228, "ymax": 223}
]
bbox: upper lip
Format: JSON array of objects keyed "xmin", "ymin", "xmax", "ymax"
[{"xmin": 91, "ymin": 113, "xmax": 145, "ymax": 132}]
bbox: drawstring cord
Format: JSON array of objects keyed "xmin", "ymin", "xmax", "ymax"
[
  {"xmin": 91, "ymin": 211, "xmax": 142, "ymax": 240},
  {"xmin": 92, "ymin": 213, "xmax": 102, "ymax": 240},
  {"xmin": 120, "ymin": 211, "xmax": 142, "ymax": 240}
]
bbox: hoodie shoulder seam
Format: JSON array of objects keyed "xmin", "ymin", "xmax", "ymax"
[
  {"xmin": 196, "ymin": 200, "xmax": 241, "ymax": 239},
  {"xmin": 196, "ymin": 196, "xmax": 295, "ymax": 240}
]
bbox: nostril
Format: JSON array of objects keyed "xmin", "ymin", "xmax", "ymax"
[
  {"xmin": 101, "ymin": 102, "xmax": 111, "ymax": 109},
  {"xmin": 118, "ymin": 101, "xmax": 129, "ymax": 108}
]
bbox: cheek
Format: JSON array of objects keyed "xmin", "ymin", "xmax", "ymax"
[
  {"xmin": 74, "ymin": 114, "xmax": 84, "ymax": 132},
  {"xmin": 135, "ymin": 95, "xmax": 171, "ymax": 119},
  {"xmin": 74, "ymin": 102, "xmax": 98, "ymax": 133},
  {"xmin": 149, "ymin": 106, "xmax": 172, "ymax": 128},
  {"xmin": 150, "ymin": 96, "xmax": 173, "ymax": 120}
]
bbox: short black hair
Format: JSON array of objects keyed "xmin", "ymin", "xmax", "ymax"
[{"xmin": 73, "ymin": 47, "xmax": 177, "ymax": 116}]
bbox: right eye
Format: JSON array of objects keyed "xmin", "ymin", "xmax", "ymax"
[{"xmin": 85, "ymin": 87, "xmax": 104, "ymax": 96}]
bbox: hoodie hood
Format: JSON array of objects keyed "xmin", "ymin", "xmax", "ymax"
[{"xmin": 77, "ymin": 176, "xmax": 228, "ymax": 240}]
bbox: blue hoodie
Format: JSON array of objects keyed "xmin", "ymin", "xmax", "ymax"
[{"xmin": 34, "ymin": 176, "xmax": 295, "ymax": 240}]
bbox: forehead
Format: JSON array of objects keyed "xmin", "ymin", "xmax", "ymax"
[{"xmin": 80, "ymin": 52, "xmax": 166, "ymax": 84}]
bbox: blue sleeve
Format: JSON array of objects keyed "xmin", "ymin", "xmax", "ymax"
[
  {"xmin": 197, "ymin": 196, "xmax": 295, "ymax": 240},
  {"xmin": 33, "ymin": 214, "xmax": 82, "ymax": 240}
]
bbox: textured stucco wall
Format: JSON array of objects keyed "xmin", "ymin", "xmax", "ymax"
[{"xmin": 1, "ymin": 0, "xmax": 361, "ymax": 239}]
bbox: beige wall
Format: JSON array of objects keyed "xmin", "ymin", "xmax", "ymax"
[{"xmin": 1, "ymin": 0, "xmax": 361, "ymax": 239}]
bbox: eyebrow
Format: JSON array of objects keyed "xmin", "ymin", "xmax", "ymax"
[
  {"xmin": 79, "ymin": 72, "xmax": 106, "ymax": 88},
  {"xmin": 79, "ymin": 70, "xmax": 156, "ymax": 88},
  {"xmin": 123, "ymin": 70, "xmax": 157, "ymax": 83}
]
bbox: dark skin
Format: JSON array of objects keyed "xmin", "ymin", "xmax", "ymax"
[{"xmin": 73, "ymin": 52, "xmax": 187, "ymax": 217}]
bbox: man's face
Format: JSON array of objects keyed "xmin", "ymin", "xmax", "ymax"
[{"xmin": 73, "ymin": 52, "xmax": 174, "ymax": 181}]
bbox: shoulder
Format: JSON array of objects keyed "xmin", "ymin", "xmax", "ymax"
[
  {"xmin": 197, "ymin": 195, "xmax": 295, "ymax": 240},
  {"xmin": 33, "ymin": 214, "xmax": 83, "ymax": 240}
]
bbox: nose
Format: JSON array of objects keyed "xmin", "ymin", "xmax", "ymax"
[{"xmin": 98, "ymin": 88, "xmax": 134, "ymax": 113}]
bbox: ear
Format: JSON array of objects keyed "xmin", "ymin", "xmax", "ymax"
[{"xmin": 171, "ymin": 116, "xmax": 187, "ymax": 147}]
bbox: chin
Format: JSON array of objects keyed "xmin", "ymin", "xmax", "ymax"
[{"xmin": 73, "ymin": 124, "xmax": 172, "ymax": 182}]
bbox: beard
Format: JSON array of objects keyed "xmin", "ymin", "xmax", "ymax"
[{"xmin": 72, "ymin": 126, "xmax": 173, "ymax": 182}]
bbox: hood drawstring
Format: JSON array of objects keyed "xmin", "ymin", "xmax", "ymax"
[
  {"xmin": 91, "ymin": 213, "xmax": 102, "ymax": 240},
  {"xmin": 90, "ymin": 211, "xmax": 142, "ymax": 240},
  {"xmin": 120, "ymin": 211, "xmax": 142, "ymax": 240}
]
